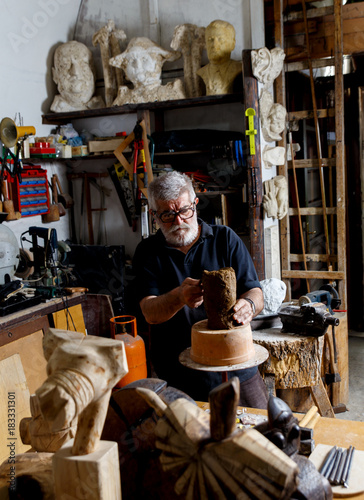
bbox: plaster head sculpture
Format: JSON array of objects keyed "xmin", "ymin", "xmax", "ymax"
[
  {"xmin": 262, "ymin": 101, "xmax": 287, "ymax": 142},
  {"xmin": 109, "ymin": 37, "xmax": 185, "ymax": 105},
  {"xmin": 260, "ymin": 278, "xmax": 287, "ymax": 315},
  {"xmin": 251, "ymin": 47, "xmax": 286, "ymax": 88},
  {"xmin": 197, "ymin": 20, "xmax": 242, "ymax": 96},
  {"xmin": 50, "ymin": 40, "xmax": 105, "ymax": 112},
  {"xmin": 263, "ymin": 145, "xmax": 286, "ymax": 168}
]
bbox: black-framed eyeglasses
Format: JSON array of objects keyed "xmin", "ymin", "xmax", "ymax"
[{"xmin": 153, "ymin": 201, "xmax": 196, "ymax": 224}]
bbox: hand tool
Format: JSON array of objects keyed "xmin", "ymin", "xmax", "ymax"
[
  {"xmin": 320, "ymin": 445, "xmax": 338, "ymax": 478},
  {"xmin": 342, "ymin": 445, "xmax": 355, "ymax": 488},
  {"xmin": 245, "ymin": 108, "xmax": 257, "ymax": 155}
]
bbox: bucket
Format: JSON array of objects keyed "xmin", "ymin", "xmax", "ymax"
[{"xmin": 110, "ymin": 315, "xmax": 147, "ymax": 388}]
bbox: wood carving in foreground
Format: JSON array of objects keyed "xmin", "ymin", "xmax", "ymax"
[
  {"xmin": 34, "ymin": 328, "xmax": 128, "ymax": 455},
  {"xmin": 136, "ymin": 377, "xmax": 300, "ymax": 500}
]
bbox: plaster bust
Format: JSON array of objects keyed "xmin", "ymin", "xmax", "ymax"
[
  {"xmin": 197, "ymin": 20, "xmax": 242, "ymax": 96},
  {"xmin": 109, "ymin": 37, "xmax": 185, "ymax": 105},
  {"xmin": 50, "ymin": 40, "xmax": 105, "ymax": 112}
]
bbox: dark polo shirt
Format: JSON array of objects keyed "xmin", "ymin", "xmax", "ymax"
[{"xmin": 132, "ymin": 219, "xmax": 261, "ymax": 400}]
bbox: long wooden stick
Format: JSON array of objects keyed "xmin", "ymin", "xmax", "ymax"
[
  {"xmin": 301, "ymin": 0, "xmax": 331, "ymax": 262},
  {"xmin": 289, "ymin": 132, "xmax": 310, "ymax": 292}
]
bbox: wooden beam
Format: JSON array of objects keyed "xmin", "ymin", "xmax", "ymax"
[
  {"xmin": 242, "ymin": 50, "xmax": 265, "ymax": 281},
  {"xmin": 287, "ymin": 158, "xmax": 336, "ymax": 169},
  {"xmin": 281, "ymin": 270, "xmax": 345, "ymax": 279}
]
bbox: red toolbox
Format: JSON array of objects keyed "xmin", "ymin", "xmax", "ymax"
[{"xmin": 9, "ymin": 166, "xmax": 50, "ymax": 217}]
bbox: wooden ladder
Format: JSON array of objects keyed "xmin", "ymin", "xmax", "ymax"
[{"xmin": 272, "ymin": 0, "xmax": 347, "ymax": 308}]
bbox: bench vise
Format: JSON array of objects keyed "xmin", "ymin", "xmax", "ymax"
[{"xmin": 278, "ymin": 302, "xmax": 340, "ymax": 337}]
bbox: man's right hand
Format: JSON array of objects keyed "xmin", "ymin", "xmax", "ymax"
[{"xmin": 180, "ymin": 278, "xmax": 204, "ymax": 309}]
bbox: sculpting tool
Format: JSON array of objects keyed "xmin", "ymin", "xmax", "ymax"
[{"xmin": 341, "ymin": 445, "xmax": 355, "ymax": 488}]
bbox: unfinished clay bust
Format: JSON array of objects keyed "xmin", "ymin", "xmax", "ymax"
[
  {"xmin": 251, "ymin": 47, "xmax": 286, "ymax": 88},
  {"xmin": 197, "ymin": 20, "xmax": 242, "ymax": 96},
  {"xmin": 109, "ymin": 37, "xmax": 185, "ymax": 105},
  {"xmin": 260, "ymin": 89, "xmax": 287, "ymax": 142},
  {"xmin": 201, "ymin": 267, "xmax": 236, "ymax": 329},
  {"xmin": 170, "ymin": 23, "xmax": 206, "ymax": 98},
  {"xmin": 35, "ymin": 328, "xmax": 128, "ymax": 456},
  {"xmin": 263, "ymin": 145, "xmax": 286, "ymax": 168},
  {"xmin": 50, "ymin": 40, "xmax": 105, "ymax": 112}
]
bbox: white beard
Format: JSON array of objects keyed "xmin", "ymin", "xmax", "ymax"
[{"xmin": 161, "ymin": 217, "xmax": 199, "ymax": 247}]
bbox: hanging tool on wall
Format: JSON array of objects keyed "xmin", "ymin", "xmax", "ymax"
[
  {"xmin": 132, "ymin": 119, "xmax": 148, "ymax": 200},
  {"xmin": 245, "ymin": 108, "xmax": 257, "ymax": 156}
]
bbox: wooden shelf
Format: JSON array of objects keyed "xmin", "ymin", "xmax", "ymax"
[{"xmin": 42, "ymin": 93, "xmax": 244, "ymax": 125}]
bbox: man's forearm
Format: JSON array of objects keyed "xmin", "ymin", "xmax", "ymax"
[
  {"xmin": 240, "ymin": 287, "xmax": 264, "ymax": 316},
  {"xmin": 140, "ymin": 288, "xmax": 184, "ymax": 324}
]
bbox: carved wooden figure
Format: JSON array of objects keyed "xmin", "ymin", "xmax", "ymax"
[
  {"xmin": 38, "ymin": 328, "xmax": 127, "ymax": 500},
  {"xmin": 36, "ymin": 328, "xmax": 128, "ymax": 455}
]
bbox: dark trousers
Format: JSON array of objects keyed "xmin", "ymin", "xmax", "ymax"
[{"xmin": 238, "ymin": 370, "xmax": 269, "ymax": 409}]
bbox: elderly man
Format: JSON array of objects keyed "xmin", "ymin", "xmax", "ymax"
[{"xmin": 133, "ymin": 171, "xmax": 267, "ymax": 406}]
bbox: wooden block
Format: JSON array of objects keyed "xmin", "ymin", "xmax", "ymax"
[
  {"xmin": 88, "ymin": 138, "xmax": 130, "ymax": 154},
  {"xmin": 0, "ymin": 354, "xmax": 31, "ymax": 464},
  {"xmin": 53, "ymin": 304, "xmax": 87, "ymax": 335},
  {"xmin": 0, "ymin": 330, "xmax": 48, "ymax": 395},
  {"xmin": 53, "ymin": 440, "xmax": 122, "ymax": 500}
]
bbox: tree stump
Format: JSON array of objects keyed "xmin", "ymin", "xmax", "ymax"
[{"xmin": 253, "ymin": 328, "xmax": 324, "ymax": 390}]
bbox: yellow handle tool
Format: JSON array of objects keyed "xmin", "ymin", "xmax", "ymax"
[{"xmin": 245, "ymin": 108, "xmax": 257, "ymax": 155}]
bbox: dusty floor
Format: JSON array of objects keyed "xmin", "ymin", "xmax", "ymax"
[{"xmin": 335, "ymin": 333, "xmax": 364, "ymax": 422}]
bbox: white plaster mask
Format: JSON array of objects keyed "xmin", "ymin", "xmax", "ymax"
[{"xmin": 52, "ymin": 41, "xmax": 95, "ymax": 107}]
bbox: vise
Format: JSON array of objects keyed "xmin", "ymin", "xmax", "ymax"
[
  {"xmin": 298, "ymin": 284, "xmax": 341, "ymax": 314},
  {"xmin": 278, "ymin": 302, "xmax": 340, "ymax": 337}
]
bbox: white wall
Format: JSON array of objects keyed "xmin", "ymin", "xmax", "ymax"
[
  {"xmin": 1, "ymin": 0, "xmax": 82, "ymax": 248},
  {"xmin": 1, "ymin": 0, "xmax": 268, "ymax": 261}
]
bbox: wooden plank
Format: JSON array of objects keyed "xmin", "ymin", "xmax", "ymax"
[
  {"xmin": 284, "ymin": 5, "xmax": 334, "ymax": 22},
  {"xmin": 285, "ymin": 32, "xmax": 364, "ymax": 60},
  {"xmin": 286, "ymin": 57, "xmax": 335, "ymax": 73},
  {"xmin": 0, "ymin": 354, "xmax": 31, "ymax": 464},
  {"xmin": 287, "ymin": 158, "xmax": 336, "ymax": 168},
  {"xmin": 274, "ymin": 0, "xmax": 290, "ymax": 300},
  {"xmin": 53, "ymin": 304, "xmax": 87, "ymax": 335},
  {"xmin": 334, "ymin": 0, "xmax": 347, "ymax": 310},
  {"xmin": 310, "ymin": 378, "xmax": 335, "ymax": 418},
  {"xmin": 288, "ymin": 108, "xmax": 335, "ymax": 121},
  {"xmin": 288, "ymin": 207, "xmax": 337, "ymax": 215},
  {"xmin": 289, "ymin": 253, "xmax": 337, "ymax": 263},
  {"xmin": 0, "ymin": 330, "xmax": 48, "ymax": 395},
  {"xmin": 281, "ymin": 270, "xmax": 345, "ymax": 280}
]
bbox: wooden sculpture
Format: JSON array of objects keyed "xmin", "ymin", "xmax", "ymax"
[
  {"xmin": 137, "ymin": 377, "xmax": 300, "ymax": 499},
  {"xmin": 38, "ymin": 328, "xmax": 127, "ymax": 500}
]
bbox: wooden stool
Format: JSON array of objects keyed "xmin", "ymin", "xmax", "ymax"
[{"xmin": 253, "ymin": 327, "xmax": 335, "ymax": 418}]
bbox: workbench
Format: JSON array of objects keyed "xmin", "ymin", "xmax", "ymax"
[{"xmin": 0, "ymin": 292, "xmax": 86, "ymax": 394}]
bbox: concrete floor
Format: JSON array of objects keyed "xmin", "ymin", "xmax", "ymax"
[{"xmin": 335, "ymin": 333, "xmax": 364, "ymax": 422}]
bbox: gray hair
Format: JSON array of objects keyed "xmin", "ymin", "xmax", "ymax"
[{"xmin": 148, "ymin": 171, "xmax": 196, "ymax": 211}]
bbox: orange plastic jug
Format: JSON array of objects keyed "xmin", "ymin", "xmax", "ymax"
[{"xmin": 110, "ymin": 315, "xmax": 147, "ymax": 388}]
